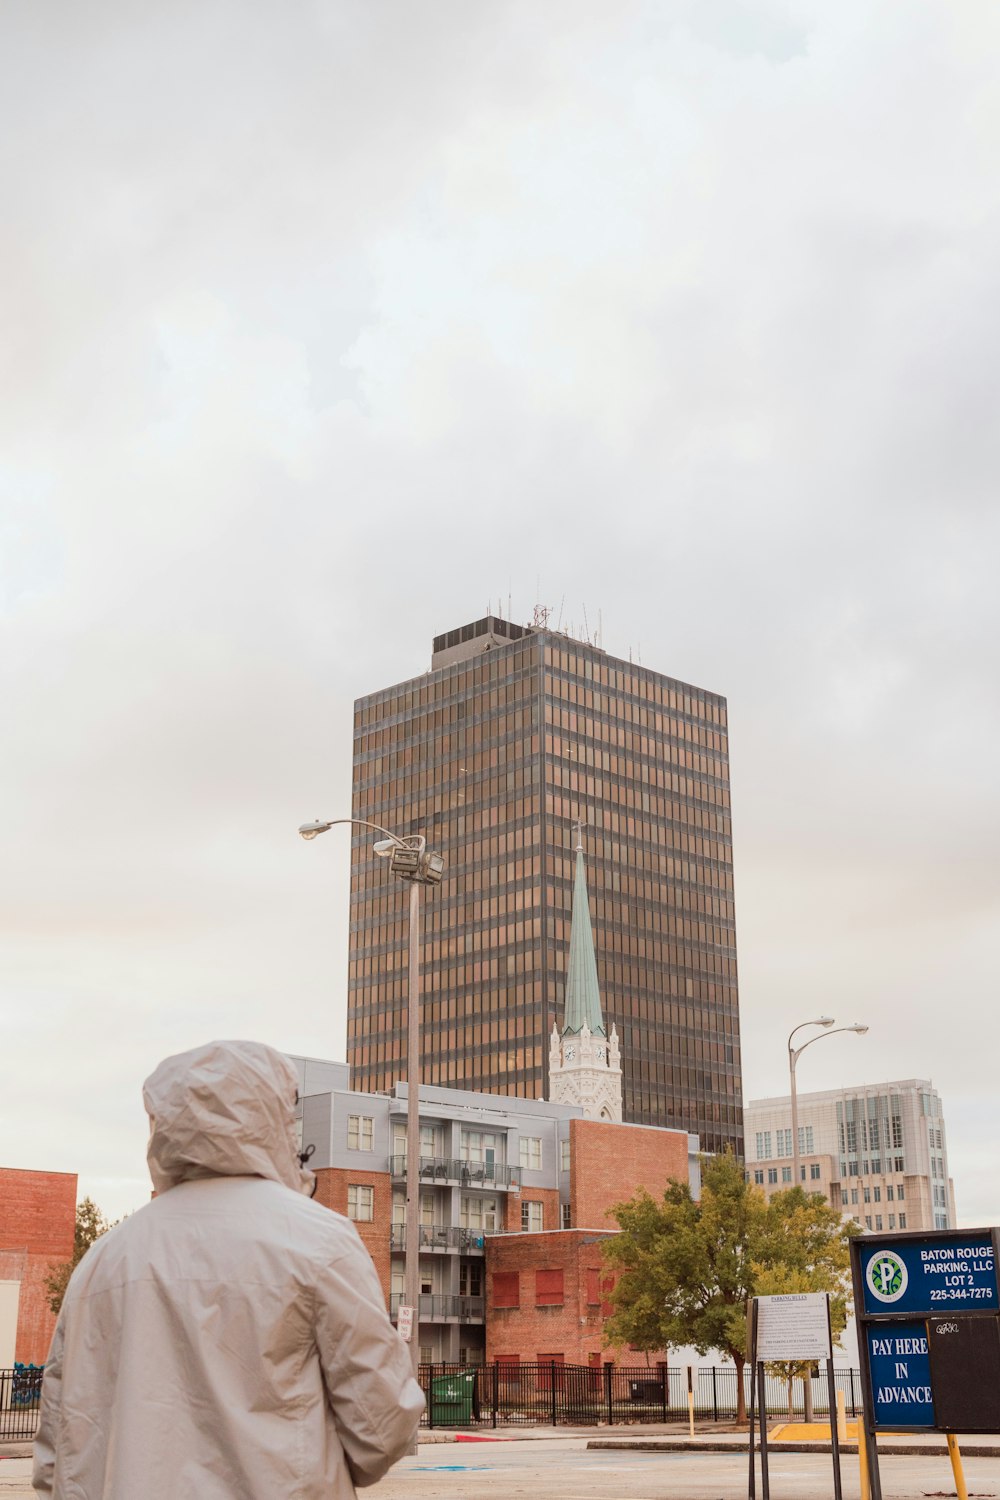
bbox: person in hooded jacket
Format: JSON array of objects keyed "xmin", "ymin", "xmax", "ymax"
[{"xmin": 33, "ymin": 1039, "xmax": 425, "ymax": 1500}]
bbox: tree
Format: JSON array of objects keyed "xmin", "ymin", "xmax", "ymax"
[
  {"xmin": 601, "ymin": 1152, "xmax": 855, "ymax": 1423},
  {"xmin": 44, "ymin": 1198, "xmax": 117, "ymax": 1317}
]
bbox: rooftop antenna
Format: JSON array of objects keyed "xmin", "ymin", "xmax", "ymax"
[
  {"xmin": 597, "ymin": 609, "xmax": 603, "ymax": 648},
  {"xmin": 582, "ymin": 602, "xmax": 591, "ymax": 645},
  {"xmin": 557, "ymin": 595, "xmax": 565, "ymax": 631}
]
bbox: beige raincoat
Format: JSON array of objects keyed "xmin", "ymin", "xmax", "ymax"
[{"xmin": 33, "ymin": 1040, "xmax": 424, "ymax": 1499}]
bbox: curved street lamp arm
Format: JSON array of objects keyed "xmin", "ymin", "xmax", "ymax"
[
  {"xmin": 787, "ymin": 1018, "xmax": 834, "ymax": 1055},
  {"xmin": 791, "ymin": 1025, "xmax": 866, "ymax": 1066},
  {"xmin": 299, "ymin": 817, "xmax": 423, "ymax": 849}
]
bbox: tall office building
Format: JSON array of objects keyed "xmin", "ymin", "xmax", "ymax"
[{"xmin": 348, "ymin": 614, "xmax": 742, "ymax": 1153}]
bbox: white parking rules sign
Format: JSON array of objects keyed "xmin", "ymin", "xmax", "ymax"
[
  {"xmin": 755, "ymin": 1293, "xmax": 831, "ymax": 1361},
  {"xmin": 397, "ymin": 1305, "xmax": 414, "ymax": 1342}
]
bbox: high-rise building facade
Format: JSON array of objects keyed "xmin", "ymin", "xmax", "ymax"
[
  {"xmin": 745, "ymin": 1079, "xmax": 956, "ymax": 1232},
  {"xmin": 348, "ymin": 614, "xmax": 742, "ymax": 1153}
]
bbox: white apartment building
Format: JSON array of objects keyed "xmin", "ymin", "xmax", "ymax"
[{"xmin": 745, "ymin": 1079, "xmax": 956, "ymax": 1233}]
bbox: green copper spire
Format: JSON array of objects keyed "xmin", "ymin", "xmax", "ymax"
[{"xmin": 562, "ymin": 838, "xmax": 606, "ymax": 1038}]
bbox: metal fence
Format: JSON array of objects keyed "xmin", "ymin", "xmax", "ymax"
[
  {"xmin": 418, "ymin": 1362, "xmax": 863, "ymax": 1428},
  {"xmin": 0, "ymin": 1366, "xmax": 44, "ymax": 1441}
]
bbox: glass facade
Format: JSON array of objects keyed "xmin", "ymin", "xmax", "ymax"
[{"xmin": 348, "ymin": 618, "xmax": 743, "ymax": 1154}]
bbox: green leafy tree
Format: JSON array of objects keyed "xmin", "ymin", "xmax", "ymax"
[
  {"xmin": 601, "ymin": 1153, "xmax": 855, "ymax": 1423},
  {"xmin": 755, "ymin": 1188, "xmax": 857, "ymax": 1416},
  {"xmin": 44, "ymin": 1197, "xmax": 117, "ymax": 1317}
]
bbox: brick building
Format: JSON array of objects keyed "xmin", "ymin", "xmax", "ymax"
[
  {"xmin": 0, "ymin": 1167, "xmax": 77, "ymax": 1366},
  {"xmin": 294, "ymin": 1059, "xmax": 694, "ymax": 1366},
  {"xmin": 486, "ymin": 1229, "xmax": 616, "ymax": 1367}
]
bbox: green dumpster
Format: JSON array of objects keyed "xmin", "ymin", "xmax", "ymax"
[{"xmin": 430, "ymin": 1369, "xmax": 477, "ymax": 1426}]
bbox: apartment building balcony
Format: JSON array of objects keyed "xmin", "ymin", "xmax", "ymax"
[
  {"xmin": 388, "ymin": 1155, "xmax": 520, "ymax": 1190},
  {"xmin": 389, "ymin": 1224, "xmax": 486, "ymax": 1254},
  {"xmin": 390, "ymin": 1292, "xmax": 485, "ymax": 1324}
]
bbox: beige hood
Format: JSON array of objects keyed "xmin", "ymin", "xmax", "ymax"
[{"xmin": 143, "ymin": 1039, "xmax": 314, "ymax": 1196}]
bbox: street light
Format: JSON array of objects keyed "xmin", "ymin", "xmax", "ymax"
[
  {"xmin": 298, "ymin": 815, "xmax": 444, "ymax": 1386},
  {"xmin": 788, "ymin": 1018, "xmax": 870, "ymax": 1189},
  {"xmin": 786, "ymin": 1015, "xmax": 869, "ymax": 1421}
]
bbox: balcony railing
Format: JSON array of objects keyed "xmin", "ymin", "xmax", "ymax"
[
  {"xmin": 389, "ymin": 1224, "xmax": 487, "ymax": 1253},
  {"xmin": 388, "ymin": 1155, "xmax": 520, "ymax": 1189},
  {"xmin": 390, "ymin": 1293, "xmax": 485, "ymax": 1323}
]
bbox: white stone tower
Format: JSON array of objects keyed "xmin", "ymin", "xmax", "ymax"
[{"xmin": 548, "ymin": 827, "xmax": 623, "ymax": 1122}]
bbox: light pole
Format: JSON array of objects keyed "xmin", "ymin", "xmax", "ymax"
[
  {"xmin": 788, "ymin": 1018, "xmax": 869, "ymax": 1189},
  {"xmin": 786, "ymin": 1015, "xmax": 869, "ymax": 1421},
  {"xmin": 298, "ymin": 816, "xmax": 444, "ymax": 1386}
]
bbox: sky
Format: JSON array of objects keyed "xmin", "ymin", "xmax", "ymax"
[{"xmin": 2, "ymin": 1, "xmax": 999, "ymax": 1229}]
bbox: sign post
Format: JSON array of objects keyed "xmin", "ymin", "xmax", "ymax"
[
  {"xmin": 851, "ymin": 1226, "xmax": 1000, "ymax": 1500},
  {"xmin": 748, "ymin": 1292, "xmax": 838, "ymax": 1500}
]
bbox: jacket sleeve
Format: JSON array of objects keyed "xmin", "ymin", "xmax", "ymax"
[
  {"xmin": 32, "ymin": 1317, "xmax": 65, "ymax": 1497},
  {"xmin": 313, "ymin": 1225, "xmax": 425, "ymax": 1487}
]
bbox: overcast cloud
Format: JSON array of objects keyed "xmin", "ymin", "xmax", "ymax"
[{"xmin": 2, "ymin": 1, "xmax": 998, "ymax": 1226}]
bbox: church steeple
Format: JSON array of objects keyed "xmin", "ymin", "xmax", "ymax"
[
  {"xmin": 562, "ymin": 825, "xmax": 606, "ymax": 1038},
  {"xmin": 548, "ymin": 824, "xmax": 623, "ymax": 1123}
]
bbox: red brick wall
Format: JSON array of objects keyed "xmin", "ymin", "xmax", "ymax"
[
  {"xmin": 486, "ymin": 1230, "xmax": 618, "ymax": 1365},
  {"xmin": 313, "ymin": 1166, "xmax": 392, "ymax": 1303},
  {"xmin": 0, "ymin": 1168, "xmax": 77, "ymax": 1365},
  {"xmin": 504, "ymin": 1186, "xmax": 560, "ymax": 1232},
  {"xmin": 569, "ymin": 1119, "xmax": 688, "ymax": 1229}
]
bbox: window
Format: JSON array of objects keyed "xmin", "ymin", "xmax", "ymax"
[
  {"xmin": 873, "ymin": 1187, "xmax": 881, "ymax": 1203},
  {"xmin": 754, "ymin": 1169, "xmax": 764, "ymax": 1185},
  {"xmin": 585, "ymin": 1268, "xmax": 602, "ymax": 1305},
  {"xmin": 461, "ymin": 1129, "xmax": 499, "ymax": 1166},
  {"xmin": 755, "ymin": 1132, "xmax": 772, "ymax": 1160},
  {"xmin": 520, "ymin": 1137, "xmax": 542, "ymax": 1170},
  {"xmin": 863, "ymin": 1186, "xmax": 871, "ymax": 1203},
  {"xmin": 897, "ymin": 1185, "xmax": 904, "ymax": 1202},
  {"xmin": 347, "ymin": 1115, "xmax": 373, "ymax": 1151},
  {"xmin": 798, "ymin": 1125, "xmax": 814, "ymax": 1154},
  {"xmin": 491, "ymin": 1271, "xmax": 519, "ymax": 1307},
  {"xmin": 767, "ymin": 1168, "xmax": 778, "ymax": 1185},
  {"xmin": 536, "ymin": 1269, "xmax": 564, "ymax": 1306},
  {"xmin": 561, "ymin": 1203, "xmax": 572, "ymax": 1229},
  {"xmin": 560, "ymin": 1139, "xmax": 571, "ymax": 1173},
  {"xmin": 865, "ymin": 1216, "xmax": 872, "ymax": 1229},
  {"xmin": 851, "ymin": 1189, "xmax": 858, "ymax": 1205},
  {"xmin": 810, "ymin": 1164, "xmax": 821, "ymax": 1180},
  {"xmin": 899, "ymin": 1213, "xmax": 907, "ymax": 1228},
  {"xmin": 875, "ymin": 1215, "xmax": 883, "ymax": 1231},
  {"xmin": 886, "ymin": 1185, "xmax": 894, "ymax": 1201},
  {"xmin": 776, "ymin": 1128, "xmax": 792, "ymax": 1157},
  {"xmin": 888, "ymin": 1214, "xmax": 895, "ymax": 1229},
  {"xmin": 460, "ymin": 1263, "xmax": 482, "ymax": 1298},
  {"xmin": 781, "ymin": 1167, "xmax": 792, "ymax": 1183},
  {"xmin": 461, "ymin": 1195, "xmax": 498, "ymax": 1232},
  {"xmin": 347, "ymin": 1185, "xmax": 373, "ymax": 1222},
  {"xmin": 521, "ymin": 1200, "xmax": 544, "ymax": 1232}
]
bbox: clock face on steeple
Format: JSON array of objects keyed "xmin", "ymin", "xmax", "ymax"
[{"xmin": 565, "ymin": 1044, "xmax": 575, "ymax": 1062}]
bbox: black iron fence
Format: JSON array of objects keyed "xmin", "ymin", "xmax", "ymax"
[
  {"xmin": 417, "ymin": 1362, "xmax": 863, "ymax": 1428},
  {"xmin": 1, "ymin": 1365, "xmax": 44, "ymax": 1441}
]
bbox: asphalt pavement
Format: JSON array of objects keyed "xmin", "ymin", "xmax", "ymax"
[{"xmin": 3, "ymin": 1434, "xmax": 998, "ymax": 1498}]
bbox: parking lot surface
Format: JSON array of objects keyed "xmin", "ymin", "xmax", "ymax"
[{"xmin": 3, "ymin": 1437, "xmax": 998, "ymax": 1498}]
